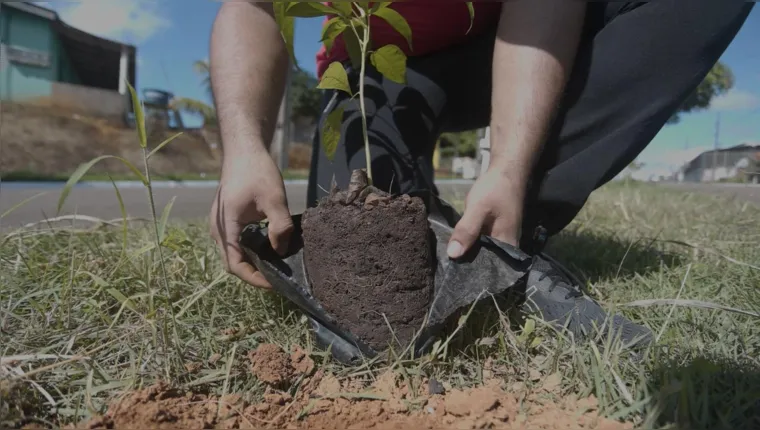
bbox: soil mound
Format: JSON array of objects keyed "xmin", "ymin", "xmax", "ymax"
[
  {"xmin": 0, "ymin": 102, "xmax": 221, "ymax": 178},
  {"xmin": 247, "ymin": 344, "xmax": 315, "ymax": 386},
  {"xmin": 301, "ymin": 170, "xmax": 435, "ymax": 351},
  {"xmin": 81, "ymin": 344, "xmax": 632, "ymax": 429}
]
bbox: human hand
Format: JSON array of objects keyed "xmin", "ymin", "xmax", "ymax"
[
  {"xmin": 210, "ymin": 154, "xmax": 293, "ymax": 289},
  {"xmin": 447, "ymin": 167, "xmax": 525, "ymax": 259}
]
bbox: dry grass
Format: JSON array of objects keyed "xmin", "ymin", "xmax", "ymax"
[{"xmin": 1, "ymin": 181, "xmax": 759, "ymax": 429}]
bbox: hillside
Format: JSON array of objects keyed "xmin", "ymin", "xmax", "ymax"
[{"xmin": 1, "ymin": 103, "xmax": 224, "ymax": 180}]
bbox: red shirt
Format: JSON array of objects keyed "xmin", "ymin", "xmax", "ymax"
[{"xmin": 315, "ymin": 2, "xmax": 502, "ymax": 78}]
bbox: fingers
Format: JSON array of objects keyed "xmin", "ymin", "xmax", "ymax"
[
  {"xmin": 210, "ymin": 195, "xmax": 272, "ymax": 290},
  {"xmin": 228, "ymin": 256, "xmax": 273, "ymax": 289},
  {"xmin": 262, "ymin": 197, "xmax": 294, "ymax": 256},
  {"xmin": 219, "ymin": 226, "xmax": 273, "ymax": 290},
  {"xmin": 448, "ymin": 205, "xmax": 488, "ymax": 259}
]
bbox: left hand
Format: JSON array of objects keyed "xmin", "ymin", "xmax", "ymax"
[{"xmin": 447, "ymin": 167, "xmax": 526, "ymax": 259}]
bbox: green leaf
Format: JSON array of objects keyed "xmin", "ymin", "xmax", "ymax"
[
  {"xmin": 370, "ymin": 2, "xmax": 392, "ymax": 13},
  {"xmin": 317, "ymin": 62, "xmax": 352, "ymax": 96},
  {"xmin": 331, "ymin": 2, "xmax": 354, "ymax": 17},
  {"xmin": 374, "ymin": 7, "xmax": 412, "ymax": 50},
  {"xmin": 530, "ymin": 337, "xmax": 543, "ymax": 349},
  {"xmin": 322, "ymin": 106, "xmax": 344, "ymax": 161},
  {"xmin": 274, "ymin": 3, "xmax": 296, "ymax": 64},
  {"xmin": 56, "ymin": 155, "xmax": 148, "ymax": 215},
  {"xmin": 147, "ymin": 132, "xmax": 183, "ymax": 159},
  {"xmin": 126, "ymin": 82, "xmax": 147, "ymax": 148},
  {"xmin": 523, "ymin": 318, "xmax": 536, "ymax": 335},
  {"xmin": 107, "ymin": 288, "xmax": 137, "ymax": 313},
  {"xmin": 370, "ymin": 44, "xmax": 407, "ymax": 84},
  {"xmin": 286, "ymin": 2, "xmax": 338, "ymax": 18},
  {"xmin": 466, "ymin": 2, "xmax": 475, "ymax": 34},
  {"xmin": 321, "ymin": 17, "xmax": 348, "ymax": 55},
  {"xmin": 343, "ymin": 24, "xmax": 363, "ymax": 70},
  {"xmin": 158, "ymin": 196, "xmax": 177, "ymax": 244}
]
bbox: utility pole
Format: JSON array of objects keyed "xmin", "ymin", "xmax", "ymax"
[{"xmin": 712, "ymin": 113, "xmax": 721, "ymax": 182}]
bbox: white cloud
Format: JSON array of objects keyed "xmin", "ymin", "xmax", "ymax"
[
  {"xmin": 617, "ymin": 145, "xmax": 714, "ymax": 181},
  {"xmin": 709, "ymin": 89, "xmax": 760, "ymax": 112},
  {"xmin": 51, "ymin": 0, "xmax": 171, "ymax": 45}
]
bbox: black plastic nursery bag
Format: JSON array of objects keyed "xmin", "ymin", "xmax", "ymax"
[{"xmin": 239, "ymin": 191, "xmax": 531, "ymax": 365}]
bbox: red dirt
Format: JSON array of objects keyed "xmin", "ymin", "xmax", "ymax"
[
  {"xmin": 0, "ymin": 102, "xmax": 221, "ymax": 177},
  {"xmin": 81, "ymin": 344, "xmax": 633, "ymax": 430},
  {"xmin": 247, "ymin": 344, "xmax": 316, "ymax": 386}
]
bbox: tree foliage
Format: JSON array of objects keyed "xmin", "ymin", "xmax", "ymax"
[
  {"xmin": 290, "ymin": 68, "xmax": 322, "ymax": 121},
  {"xmin": 438, "ymin": 131, "xmax": 480, "ymax": 158},
  {"xmin": 670, "ymin": 61, "xmax": 734, "ymax": 124},
  {"xmin": 170, "ymin": 97, "xmax": 217, "ymax": 125},
  {"xmin": 173, "ymin": 58, "xmax": 323, "ymax": 126}
]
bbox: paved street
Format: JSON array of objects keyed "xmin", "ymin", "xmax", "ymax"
[
  {"xmin": 0, "ymin": 181, "xmax": 473, "ymax": 230},
  {"xmin": 2, "ymin": 180, "xmax": 758, "ymax": 231}
]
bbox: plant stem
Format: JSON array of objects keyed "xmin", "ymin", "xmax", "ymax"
[
  {"xmin": 358, "ymin": 8, "xmax": 373, "ymax": 184},
  {"xmin": 141, "ymin": 147, "xmax": 184, "ymax": 379}
]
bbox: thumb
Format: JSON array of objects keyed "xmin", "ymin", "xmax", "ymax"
[
  {"xmin": 264, "ymin": 200, "xmax": 294, "ymax": 256},
  {"xmin": 448, "ymin": 207, "xmax": 486, "ymax": 259}
]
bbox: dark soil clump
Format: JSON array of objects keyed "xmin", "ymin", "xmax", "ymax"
[{"xmin": 301, "ymin": 170, "xmax": 434, "ymax": 351}]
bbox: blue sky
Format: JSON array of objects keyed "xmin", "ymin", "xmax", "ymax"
[{"xmin": 44, "ymin": 1, "xmax": 759, "ymax": 176}]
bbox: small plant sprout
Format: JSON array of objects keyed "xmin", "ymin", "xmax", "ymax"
[
  {"xmin": 55, "ymin": 81, "xmax": 185, "ymax": 379},
  {"xmin": 275, "ymin": 2, "xmax": 474, "ymax": 184}
]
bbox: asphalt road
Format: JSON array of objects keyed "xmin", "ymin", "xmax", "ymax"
[
  {"xmin": 0, "ymin": 181, "xmax": 474, "ymax": 230},
  {"xmin": 2, "ymin": 180, "xmax": 758, "ymax": 231}
]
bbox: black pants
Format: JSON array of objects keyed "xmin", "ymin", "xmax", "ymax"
[{"xmin": 307, "ymin": 0, "xmax": 753, "ymax": 252}]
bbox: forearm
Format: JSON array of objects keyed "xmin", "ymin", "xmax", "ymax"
[
  {"xmin": 489, "ymin": 1, "xmax": 585, "ymax": 191},
  {"xmin": 210, "ymin": 2, "xmax": 289, "ymax": 159}
]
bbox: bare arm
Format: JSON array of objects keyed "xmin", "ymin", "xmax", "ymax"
[
  {"xmin": 448, "ymin": 0, "xmax": 585, "ymax": 257},
  {"xmin": 489, "ymin": 0, "xmax": 586, "ymax": 193},
  {"xmin": 210, "ymin": 2, "xmax": 288, "ymax": 157},
  {"xmin": 209, "ymin": 2, "xmax": 294, "ymax": 288}
]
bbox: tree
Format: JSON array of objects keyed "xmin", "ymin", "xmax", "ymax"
[
  {"xmin": 170, "ymin": 60, "xmax": 216, "ymax": 126},
  {"xmin": 669, "ymin": 61, "xmax": 734, "ymax": 124},
  {"xmin": 192, "ymin": 60, "xmax": 212, "ymax": 99},
  {"xmin": 438, "ymin": 131, "xmax": 479, "ymax": 158},
  {"xmin": 290, "ymin": 67, "xmax": 322, "ymax": 122},
  {"xmin": 171, "ymin": 60, "xmax": 322, "ymax": 126}
]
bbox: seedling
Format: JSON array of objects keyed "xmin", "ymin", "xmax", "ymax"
[
  {"xmin": 272, "ymin": 3, "xmax": 477, "ymax": 353},
  {"xmin": 275, "ymin": 2, "xmax": 474, "ymax": 183}
]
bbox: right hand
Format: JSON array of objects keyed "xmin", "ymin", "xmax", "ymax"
[{"xmin": 210, "ymin": 153, "xmax": 294, "ymax": 289}]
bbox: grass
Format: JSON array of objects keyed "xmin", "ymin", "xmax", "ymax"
[
  {"xmin": 2, "ymin": 169, "xmax": 466, "ymax": 183},
  {"xmin": 1, "ymin": 181, "xmax": 759, "ymax": 429},
  {"xmin": 1, "ymin": 170, "xmax": 302, "ymax": 183}
]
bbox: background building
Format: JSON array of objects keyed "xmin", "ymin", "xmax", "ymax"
[
  {"xmin": 679, "ymin": 143, "xmax": 760, "ymax": 183},
  {"xmin": 0, "ymin": 1, "xmax": 136, "ymax": 117}
]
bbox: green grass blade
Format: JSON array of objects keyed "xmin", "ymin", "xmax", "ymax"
[
  {"xmin": 106, "ymin": 288, "xmax": 137, "ymax": 313},
  {"xmin": 56, "ymin": 156, "xmax": 148, "ymax": 215},
  {"xmin": 147, "ymin": 132, "xmax": 184, "ymax": 160},
  {"xmin": 126, "ymin": 82, "xmax": 147, "ymax": 148},
  {"xmin": 621, "ymin": 299, "xmax": 760, "ymax": 318},
  {"xmin": 158, "ymin": 196, "xmax": 177, "ymax": 244},
  {"xmin": 466, "ymin": 3, "xmax": 475, "ymax": 34},
  {"xmin": 108, "ymin": 176, "xmax": 129, "ymax": 259}
]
